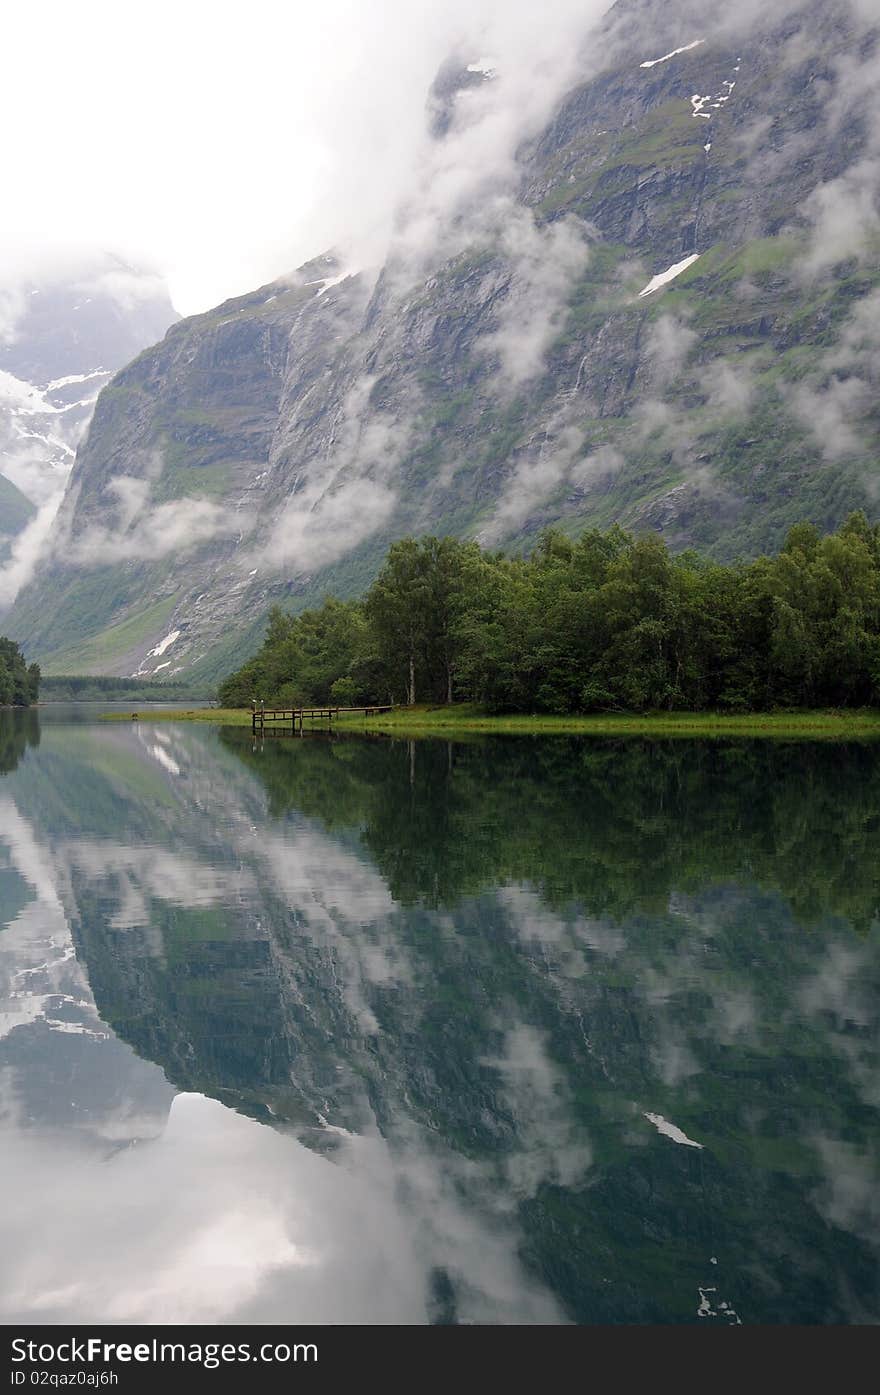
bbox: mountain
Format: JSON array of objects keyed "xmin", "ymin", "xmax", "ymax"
[
  {"xmin": 0, "ymin": 255, "xmax": 177, "ymax": 603},
  {"xmin": 8, "ymin": 0, "xmax": 880, "ymax": 681},
  {"xmin": 0, "ymin": 474, "xmax": 34, "ymax": 566},
  {"xmin": 0, "ymin": 744, "xmax": 175, "ymax": 1154}
]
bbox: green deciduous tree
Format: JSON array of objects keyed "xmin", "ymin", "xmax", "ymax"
[
  {"xmin": 0, "ymin": 638, "xmax": 39, "ymax": 707},
  {"xmin": 217, "ymin": 513, "xmax": 880, "ymax": 715}
]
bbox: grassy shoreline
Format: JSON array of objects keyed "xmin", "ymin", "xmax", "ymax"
[{"xmin": 100, "ymin": 703, "xmax": 880, "ymax": 738}]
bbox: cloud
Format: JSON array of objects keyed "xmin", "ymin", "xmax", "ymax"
[
  {"xmin": 0, "ymin": 497, "xmax": 64, "ymax": 609},
  {"xmin": 482, "ymin": 435, "xmax": 627, "ymax": 544},
  {"xmin": 74, "ymin": 266, "xmax": 170, "ymax": 314},
  {"xmin": 811, "ymin": 1135, "xmax": 880, "ymax": 1249},
  {"xmin": 253, "ymin": 7, "xmax": 604, "ymax": 570},
  {"xmin": 374, "ymin": 3, "xmax": 611, "ymax": 284},
  {"xmin": 483, "ymin": 1023, "xmax": 592, "ymax": 1197},
  {"xmin": 61, "ymin": 841, "xmax": 255, "ymax": 932},
  {"xmin": 477, "ymin": 214, "xmax": 591, "ymax": 389},
  {"xmin": 0, "ymin": 780, "xmax": 564, "ymax": 1325},
  {"xmin": 645, "ymin": 314, "xmax": 698, "ymax": 390},
  {"xmin": 800, "ymin": 158, "xmax": 880, "ymax": 276},
  {"xmin": 0, "ymin": 286, "xmax": 26, "ymax": 347},
  {"xmin": 0, "ymin": 249, "xmax": 169, "ymax": 356},
  {"xmin": 785, "ymin": 375, "xmax": 870, "ymax": 460},
  {"xmin": 779, "ymin": 288, "xmax": 880, "ymax": 461},
  {"xmin": 0, "ymin": 1091, "xmax": 427, "ymax": 1324},
  {"xmin": 480, "ymin": 421, "xmax": 585, "ymax": 542},
  {"xmin": 104, "ymin": 475, "xmax": 151, "ymax": 531},
  {"xmin": 826, "ymin": 285, "xmax": 880, "ymax": 374},
  {"xmin": 252, "ymin": 822, "xmax": 403, "ymax": 1036},
  {"xmin": 263, "ymin": 478, "xmax": 398, "ymax": 575},
  {"xmin": 2, "ymin": 0, "xmax": 879, "ymax": 318},
  {"xmin": 497, "ymin": 885, "xmax": 589, "ymax": 980},
  {"xmin": 570, "ymin": 443, "xmax": 625, "ymax": 489},
  {"xmin": 701, "ymin": 359, "xmax": 755, "ymax": 417},
  {"xmin": 0, "ymin": 433, "xmax": 76, "ymax": 510},
  {"xmin": 632, "ymin": 397, "xmax": 679, "ymax": 444},
  {"xmin": 72, "ymin": 494, "xmax": 243, "ymax": 567},
  {"xmin": 0, "ymin": 256, "xmax": 168, "ymax": 604},
  {"xmin": 64, "ymin": 458, "xmax": 246, "ymax": 567},
  {"xmin": 258, "ymin": 378, "xmax": 410, "ymax": 573},
  {"xmin": 0, "ymin": 1076, "xmax": 566, "ymax": 1324},
  {"xmin": 0, "ymin": 1, "xmax": 613, "ymax": 316},
  {"xmin": 7, "ymin": 0, "xmax": 880, "ymax": 594},
  {"xmin": 777, "ymin": 15, "xmax": 880, "ymax": 277}
]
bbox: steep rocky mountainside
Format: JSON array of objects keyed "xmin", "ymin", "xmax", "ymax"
[
  {"xmin": 9, "ymin": 0, "xmax": 880, "ymax": 680},
  {"xmin": 0, "ymin": 256, "xmax": 177, "ymax": 586}
]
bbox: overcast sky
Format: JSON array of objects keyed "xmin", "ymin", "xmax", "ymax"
[{"xmin": 1, "ymin": 0, "xmax": 611, "ymax": 314}]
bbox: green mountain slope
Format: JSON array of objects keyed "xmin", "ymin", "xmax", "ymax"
[
  {"xmin": 9, "ymin": 0, "xmax": 880, "ymax": 679},
  {"xmin": 0, "ymin": 474, "xmax": 35, "ymax": 564}
]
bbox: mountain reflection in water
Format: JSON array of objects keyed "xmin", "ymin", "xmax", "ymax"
[{"xmin": 0, "ymin": 710, "xmax": 877, "ymax": 1324}]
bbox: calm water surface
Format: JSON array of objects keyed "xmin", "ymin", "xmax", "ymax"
[{"xmin": 1, "ymin": 706, "xmax": 878, "ymax": 1324}]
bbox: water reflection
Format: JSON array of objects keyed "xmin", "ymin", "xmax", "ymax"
[
  {"xmin": 1, "ymin": 711, "xmax": 878, "ymax": 1323},
  {"xmin": 0, "ymin": 708, "xmax": 39, "ymax": 775}
]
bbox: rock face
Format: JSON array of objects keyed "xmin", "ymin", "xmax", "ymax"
[
  {"xmin": 0, "ymin": 256, "xmax": 177, "ymax": 599},
  {"xmin": 8, "ymin": 0, "xmax": 880, "ymax": 680}
]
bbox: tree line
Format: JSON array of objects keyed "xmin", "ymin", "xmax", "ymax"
[
  {"xmin": 218, "ymin": 513, "xmax": 880, "ymax": 712},
  {"xmin": 0, "ymin": 637, "xmax": 40, "ymax": 707},
  {"xmin": 40, "ymin": 675, "xmax": 209, "ymax": 702}
]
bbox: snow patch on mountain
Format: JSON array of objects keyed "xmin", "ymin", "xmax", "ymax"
[
  {"xmin": 691, "ymin": 66, "xmax": 739, "ymax": 121},
  {"xmin": 0, "ymin": 370, "xmax": 61, "ymax": 416},
  {"xmin": 644, "ymin": 1113, "xmax": 704, "ymax": 1148},
  {"xmin": 638, "ymin": 254, "xmax": 700, "ymax": 297},
  {"xmin": 0, "ymin": 259, "xmax": 177, "ymax": 608},
  {"xmin": 467, "ymin": 56, "xmax": 498, "ymax": 75},
  {"xmin": 148, "ymin": 630, "xmax": 181, "ymax": 659},
  {"xmin": 46, "ymin": 369, "xmax": 110, "ymax": 392},
  {"xmin": 640, "ymin": 39, "xmax": 704, "ymax": 69},
  {"xmin": 306, "ymin": 269, "xmax": 358, "ymax": 298}
]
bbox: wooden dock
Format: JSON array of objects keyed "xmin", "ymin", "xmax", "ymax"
[{"xmin": 251, "ymin": 704, "xmax": 394, "ymax": 735}]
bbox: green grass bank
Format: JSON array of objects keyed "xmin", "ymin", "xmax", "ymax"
[{"xmin": 100, "ymin": 704, "xmax": 880, "ymax": 739}]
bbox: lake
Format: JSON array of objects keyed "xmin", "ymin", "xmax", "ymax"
[{"xmin": 1, "ymin": 706, "xmax": 878, "ymax": 1324}]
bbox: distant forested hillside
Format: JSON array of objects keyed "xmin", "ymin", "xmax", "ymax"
[{"xmin": 40, "ymin": 675, "xmax": 211, "ymax": 702}]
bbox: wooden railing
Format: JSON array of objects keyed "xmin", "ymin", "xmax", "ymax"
[{"xmin": 251, "ymin": 705, "xmax": 394, "ymax": 734}]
